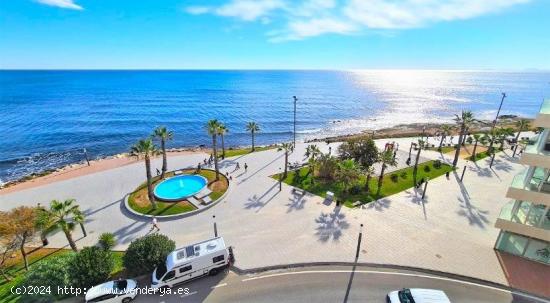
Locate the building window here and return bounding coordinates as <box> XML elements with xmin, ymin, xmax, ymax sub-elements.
<box><xmin>525</xmin><ymin>204</ymin><xmax>546</xmax><ymax>227</ymax></box>
<box><xmin>523</xmin><ymin>240</ymin><xmax>550</xmax><ymax>264</ymax></box>
<box><xmin>179</xmin><ymin>265</ymin><xmax>192</xmax><ymax>273</ymax></box>
<box><xmin>496</xmin><ymin>232</ymin><xmax>528</xmax><ymax>256</ymax></box>
<box><xmin>542</xmin><ymin>208</ymin><xmax>550</xmax><ymax>230</ymax></box>
<box><xmin>212</xmin><ymin>255</ymin><xmax>225</xmax><ymax>263</ymax></box>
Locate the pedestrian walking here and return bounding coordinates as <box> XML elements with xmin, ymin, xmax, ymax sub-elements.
<box><xmin>150</xmin><ymin>216</ymin><xmax>160</xmax><ymax>232</ymax></box>
<box><xmin>236</xmin><ymin>162</ymin><xmax>240</xmax><ymax>170</ymax></box>
<box><xmin>244</xmin><ymin>163</ymin><xmax>248</xmax><ymax>172</ymax></box>
<box><xmin>156</xmin><ymin>168</ymin><xmax>161</xmax><ymax>176</ymax></box>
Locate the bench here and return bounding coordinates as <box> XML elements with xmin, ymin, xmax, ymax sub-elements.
<box><xmin>187</xmin><ymin>196</ymin><xmax>200</xmax><ymax>206</ymax></box>
<box><xmin>326</xmin><ymin>191</ymin><xmax>334</xmax><ymax>201</ymax></box>
<box><xmin>292</xmin><ymin>188</ymin><xmax>305</xmax><ymax>195</ymax></box>
<box><xmin>201</xmin><ymin>196</ymin><xmax>213</xmax><ymax>205</ymax></box>
<box><xmin>352</xmin><ymin>201</ymin><xmax>362</xmax><ymax>207</ymax></box>
<box><xmin>174</xmin><ymin>170</ymin><xmax>184</xmax><ymax>175</ymax></box>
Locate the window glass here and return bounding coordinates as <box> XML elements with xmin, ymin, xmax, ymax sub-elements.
<box><xmin>213</xmin><ymin>255</ymin><xmax>225</xmax><ymax>263</ymax></box>
<box><xmin>514</xmin><ymin>201</ymin><xmax>531</xmax><ymax>224</ymax></box>
<box><xmin>179</xmin><ymin>265</ymin><xmax>192</xmax><ymax>273</ymax></box>
<box><xmin>525</xmin><ymin>204</ymin><xmax>546</xmax><ymax>226</ymax></box>
<box><xmin>542</xmin><ymin>208</ymin><xmax>550</xmax><ymax>230</ymax></box>
<box><xmin>163</xmin><ymin>270</ymin><xmax>175</xmax><ymax>281</ymax></box>
<box><xmin>496</xmin><ymin>232</ymin><xmax>528</xmax><ymax>255</ymax></box>
<box><xmin>524</xmin><ymin>240</ymin><xmax>550</xmax><ymax>264</ymax></box>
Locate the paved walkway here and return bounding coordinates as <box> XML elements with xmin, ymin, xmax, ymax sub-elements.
<box><xmin>1</xmin><ymin>136</ymin><xmax>548</xmax><ymax>296</ymax></box>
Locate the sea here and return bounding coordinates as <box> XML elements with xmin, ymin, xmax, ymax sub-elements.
<box><xmin>1</xmin><ymin>70</ymin><xmax>549</xmax><ymax>184</ymax></box>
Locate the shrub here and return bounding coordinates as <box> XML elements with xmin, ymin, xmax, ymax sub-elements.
<box><xmin>123</xmin><ymin>233</ymin><xmax>175</xmax><ymax>276</ymax></box>
<box><xmin>21</xmin><ymin>253</ymin><xmax>75</xmax><ymax>302</ymax></box>
<box><xmin>390</xmin><ymin>174</ymin><xmax>399</xmax><ymax>182</ymax></box>
<box><xmin>423</xmin><ymin>165</ymin><xmax>431</xmax><ymax>173</ymax></box>
<box><xmin>349</xmin><ymin>184</ymin><xmax>361</xmax><ymax>194</ymax></box>
<box><xmin>400</xmin><ymin>171</ymin><xmax>408</xmax><ymax>179</ymax></box>
<box><xmin>69</xmin><ymin>246</ymin><xmax>115</xmax><ymax>289</ymax></box>
<box><xmin>433</xmin><ymin>160</ymin><xmax>442</xmax><ymax>169</ymax></box>
<box><xmin>98</xmin><ymin>232</ymin><xmax>116</xmax><ymax>250</ymax></box>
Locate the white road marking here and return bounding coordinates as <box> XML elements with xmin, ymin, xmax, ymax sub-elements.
<box><xmin>181</xmin><ymin>291</ymin><xmax>198</xmax><ymax>297</ymax></box>
<box><xmin>211</xmin><ymin>283</ymin><xmax>228</xmax><ymax>289</ymax></box>
<box><xmin>241</xmin><ymin>269</ymin><xmax>548</xmax><ymax>302</ymax></box>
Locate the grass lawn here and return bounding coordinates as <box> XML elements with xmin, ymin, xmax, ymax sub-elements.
<box><xmin>0</xmin><ymin>248</ymin><xmax>125</xmax><ymax>303</ymax></box>
<box><xmin>223</xmin><ymin>145</ymin><xmax>276</xmax><ymax>158</ymax></box>
<box><xmin>275</xmin><ymin>160</ymin><xmax>454</xmax><ymax>207</ymax></box>
<box><xmin>466</xmin><ymin>151</ymin><xmax>491</xmax><ymax>161</ymax></box>
<box><xmin>424</xmin><ymin>146</ymin><xmax>456</xmax><ymax>153</ymax></box>
<box><xmin>128</xmin><ymin>169</ymin><xmax>228</xmax><ymax>216</ymax></box>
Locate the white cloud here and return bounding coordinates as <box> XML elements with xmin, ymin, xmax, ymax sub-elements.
<box><xmin>36</xmin><ymin>0</ymin><xmax>83</xmax><ymax>10</ymax></box>
<box><xmin>215</xmin><ymin>0</ymin><xmax>286</xmax><ymax>21</ymax></box>
<box><xmin>343</xmin><ymin>0</ymin><xmax>531</xmax><ymax>29</ymax></box>
<box><xmin>185</xmin><ymin>0</ymin><xmax>531</xmax><ymax>41</ymax></box>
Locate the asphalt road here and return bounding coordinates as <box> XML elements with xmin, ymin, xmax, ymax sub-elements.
<box><xmin>131</xmin><ymin>266</ymin><xmax>549</xmax><ymax>303</ymax></box>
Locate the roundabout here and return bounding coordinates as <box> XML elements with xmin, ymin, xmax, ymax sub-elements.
<box><xmin>154</xmin><ymin>174</ymin><xmax>208</xmax><ymax>201</ymax></box>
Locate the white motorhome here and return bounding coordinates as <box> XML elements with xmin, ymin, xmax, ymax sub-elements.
<box><xmin>151</xmin><ymin>237</ymin><xmax>233</xmax><ymax>289</ymax></box>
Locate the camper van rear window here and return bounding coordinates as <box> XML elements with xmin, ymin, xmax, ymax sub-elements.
<box><xmin>213</xmin><ymin>255</ymin><xmax>225</xmax><ymax>263</ymax></box>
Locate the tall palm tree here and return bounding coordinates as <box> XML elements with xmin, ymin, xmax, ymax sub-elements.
<box><xmin>364</xmin><ymin>166</ymin><xmax>375</xmax><ymax>193</ymax></box>
<box><xmin>377</xmin><ymin>150</ymin><xmax>398</xmax><ymax>196</ymax></box>
<box><xmin>336</xmin><ymin>159</ymin><xmax>361</xmax><ymax>194</ymax></box>
<box><xmin>498</xmin><ymin>127</ymin><xmax>514</xmax><ymax>150</ymax></box>
<box><xmin>217</xmin><ymin>123</ymin><xmax>228</xmax><ymax>158</ymax></box>
<box><xmin>278</xmin><ymin>142</ymin><xmax>293</xmax><ymax>178</ymax></box>
<box><xmin>206</xmin><ymin>120</ymin><xmax>221</xmax><ymax>181</ymax></box>
<box><xmin>514</xmin><ymin>119</ymin><xmax>531</xmax><ymax>143</ymax></box>
<box><xmin>452</xmin><ymin>111</ymin><xmax>475</xmax><ymax>168</ymax></box>
<box><xmin>305</xmin><ymin>145</ymin><xmax>321</xmax><ymax>174</ymax></box>
<box><xmin>152</xmin><ymin>126</ymin><xmax>173</xmax><ymax>179</ymax></box>
<box><xmin>413</xmin><ymin>139</ymin><xmax>424</xmax><ymax>175</ymax></box>
<box><xmin>470</xmin><ymin>134</ymin><xmax>483</xmax><ymax>161</ymax></box>
<box><xmin>438</xmin><ymin>125</ymin><xmax>452</xmax><ymax>151</ymax></box>
<box><xmin>42</xmin><ymin>199</ymin><xmax>84</xmax><ymax>252</ymax></box>
<box><xmin>130</xmin><ymin>138</ymin><xmax>159</xmax><ymax>209</ymax></box>
<box><xmin>246</xmin><ymin>122</ymin><xmax>260</xmax><ymax>152</ymax></box>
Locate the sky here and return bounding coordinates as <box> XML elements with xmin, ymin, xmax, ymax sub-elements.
<box><xmin>1</xmin><ymin>0</ymin><xmax>549</xmax><ymax>70</ymax></box>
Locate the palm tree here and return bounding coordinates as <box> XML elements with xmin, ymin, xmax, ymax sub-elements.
<box><xmin>152</xmin><ymin>126</ymin><xmax>173</xmax><ymax>179</ymax></box>
<box><xmin>217</xmin><ymin>123</ymin><xmax>228</xmax><ymax>159</ymax></box>
<box><xmin>470</xmin><ymin>134</ymin><xmax>483</xmax><ymax>161</ymax></box>
<box><xmin>336</xmin><ymin>159</ymin><xmax>361</xmax><ymax>194</ymax></box>
<box><xmin>130</xmin><ymin>138</ymin><xmax>159</xmax><ymax>209</ymax></box>
<box><xmin>278</xmin><ymin>142</ymin><xmax>293</xmax><ymax>178</ymax></box>
<box><xmin>364</xmin><ymin>166</ymin><xmax>375</xmax><ymax>193</ymax></box>
<box><xmin>413</xmin><ymin>139</ymin><xmax>424</xmax><ymax>175</ymax></box>
<box><xmin>438</xmin><ymin>125</ymin><xmax>452</xmax><ymax>151</ymax></box>
<box><xmin>42</xmin><ymin>199</ymin><xmax>84</xmax><ymax>252</ymax></box>
<box><xmin>206</xmin><ymin>120</ymin><xmax>221</xmax><ymax>181</ymax></box>
<box><xmin>377</xmin><ymin>150</ymin><xmax>398</xmax><ymax>196</ymax></box>
<box><xmin>498</xmin><ymin>127</ymin><xmax>514</xmax><ymax>150</ymax></box>
<box><xmin>514</xmin><ymin>119</ymin><xmax>530</xmax><ymax>144</ymax></box>
<box><xmin>305</xmin><ymin>145</ymin><xmax>321</xmax><ymax>175</ymax></box>
<box><xmin>452</xmin><ymin>111</ymin><xmax>475</xmax><ymax>168</ymax></box>
<box><xmin>245</xmin><ymin>122</ymin><xmax>260</xmax><ymax>152</ymax></box>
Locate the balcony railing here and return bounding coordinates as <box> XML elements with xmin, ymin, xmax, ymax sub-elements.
<box><xmin>498</xmin><ymin>200</ymin><xmax>515</xmax><ymax>221</ymax></box>
<box><xmin>510</xmin><ymin>171</ymin><xmax>550</xmax><ymax>194</ymax></box>
<box><xmin>540</xmin><ymin>99</ymin><xmax>550</xmax><ymax>115</ymax></box>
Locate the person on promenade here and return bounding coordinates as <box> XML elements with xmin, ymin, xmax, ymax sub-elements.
<box><xmin>156</xmin><ymin>168</ymin><xmax>161</xmax><ymax>176</ymax></box>
<box><xmin>150</xmin><ymin>216</ymin><xmax>160</xmax><ymax>232</ymax></box>
<box><xmin>236</xmin><ymin>162</ymin><xmax>240</xmax><ymax>170</ymax></box>
<box><xmin>244</xmin><ymin>163</ymin><xmax>248</xmax><ymax>172</ymax></box>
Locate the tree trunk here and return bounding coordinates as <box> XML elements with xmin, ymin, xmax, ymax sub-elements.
<box><xmin>376</xmin><ymin>164</ymin><xmax>386</xmax><ymax>195</ymax></box>
<box><xmin>365</xmin><ymin>173</ymin><xmax>371</xmax><ymax>193</ymax></box>
<box><xmin>452</xmin><ymin>124</ymin><xmax>465</xmax><ymax>167</ymax></box>
<box><xmin>20</xmin><ymin>234</ymin><xmax>28</xmax><ymax>271</ymax></box>
<box><xmin>212</xmin><ymin>135</ymin><xmax>220</xmax><ymax>180</ymax></box>
<box><xmin>515</xmin><ymin>130</ymin><xmax>522</xmax><ymax>143</ymax></box>
<box><xmin>472</xmin><ymin>140</ymin><xmax>479</xmax><ymax>161</ymax></box>
<box><xmin>0</xmin><ymin>268</ymin><xmax>12</xmax><ymax>281</ymax></box>
<box><xmin>161</xmin><ymin>140</ymin><xmax>167</xmax><ymax>179</ymax></box>
<box><xmin>414</xmin><ymin>147</ymin><xmax>422</xmax><ymax>175</ymax></box>
<box><xmin>221</xmin><ymin>134</ymin><xmax>226</xmax><ymax>158</ymax></box>
<box><xmin>145</xmin><ymin>156</ymin><xmax>157</xmax><ymax>209</ymax></box>
<box><xmin>64</xmin><ymin>228</ymin><xmax>78</xmax><ymax>252</ymax></box>
<box><xmin>438</xmin><ymin>135</ymin><xmax>445</xmax><ymax>151</ymax></box>
<box><xmin>251</xmin><ymin>131</ymin><xmax>255</xmax><ymax>152</ymax></box>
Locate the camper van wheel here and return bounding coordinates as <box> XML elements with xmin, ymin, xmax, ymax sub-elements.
<box><xmin>122</xmin><ymin>298</ymin><xmax>132</xmax><ymax>303</ymax></box>
<box><xmin>209</xmin><ymin>268</ymin><xmax>219</xmax><ymax>276</ymax></box>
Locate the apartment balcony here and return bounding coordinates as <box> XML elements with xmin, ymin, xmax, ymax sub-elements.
<box><xmin>495</xmin><ymin>201</ymin><xmax>550</xmax><ymax>242</ymax></box>
<box><xmin>506</xmin><ymin>172</ymin><xmax>550</xmax><ymax>206</ymax></box>
<box><xmin>533</xmin><ymin>99</ymin><xmax>550</xmax><ymax>128</ymax></box>
<box><xmin>521</xmin><ymin>131</ymin><xmax>550</xmax><ymax>169</ymax></box>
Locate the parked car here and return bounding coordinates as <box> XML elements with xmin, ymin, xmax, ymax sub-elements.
<box><xmin>386</xmin><ymin>288</ymin><xmax>451</xmax><ymax>303</ymax></box>
<box><xmin>152</xmin><ymin>236</ymin><xmax>234</xmax><ymax>289</ymax></box>
<box><xmin>85</xmin><ymin>279</ymin><xmax>138</xmax><ymax>303</ymax></box>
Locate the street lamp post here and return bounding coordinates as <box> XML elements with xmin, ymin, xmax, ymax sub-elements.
<box><xmin>355</xmin><ymin>223</ymin><xmax>363</xmax><ymax>259</ymax></box>
<box><xmin>293</xmin><ymin>96</ymin><xmax>297</xmax><ymax>147</ymax></box>
<box><xmin>490</xmin><ymin>153</ymin><xmax>496</xmax><ymax>168</ymax></box>
<box><xmin>460</xmin><ymin>163</ymin><xmax>467</xmax><ymax>182</ymax></box>
<box><xmin>488</xmin><ymin>93</ymin><xmax>507</xmax><ymax>153</ymax></box>
<box><xmin>213</xmin><ymin>215</ymin><xmax>218</xmax><ymax>237</ymax></box>
<box><xmin>83</xmin><ymin>148</ymin><xmax>90</xmax><ymax>166</ymax></box>
<box><xmin>407</xmin><ymin>142</ymin><xmax>416</xmax><ymax>165</ymax></box>
<box><xmin>279</xmin><ymin>167</ymin><xmax>282</xmax><ymax>191</ymax></box>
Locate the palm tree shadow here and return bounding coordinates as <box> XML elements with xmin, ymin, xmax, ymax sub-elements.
<box><xmin>456</xmin><ymin>196</ymin><xmax>490</xmax><ymax>229</ymax></box>
<box><xmin>286</xmin><ymin>192</ymin><xmax>308</xmax><ymax>212</ymax></box>
<box><xmin>366</xmin><ymin>198</ymin><xmax>391</xmax><ymax>211</ymax></box>
<box><xmin>314</xmin><ymin>207</ymin><xmax>349</xmax><ymax>242</ymax></box>
<box><xmin>238</xmin><ymin>153</ymin><xmax>284</xmax><ymax>184</ymax></box>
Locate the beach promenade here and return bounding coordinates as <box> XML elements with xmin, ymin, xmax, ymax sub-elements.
<box><xmin>1</xmin><ymin>137</ymin><xmax>548</xmax><ymax>297</ymax></box>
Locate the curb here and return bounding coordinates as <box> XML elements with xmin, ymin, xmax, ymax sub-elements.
<box><xmin>123</xmin><ymin>170</ymin><xmax>232</xmax><ymax>220</ymax></box>
<box><xmin>230</xmin><ymin>262</ymin><xmax>550</xmax><ymax>301</ymax></box>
